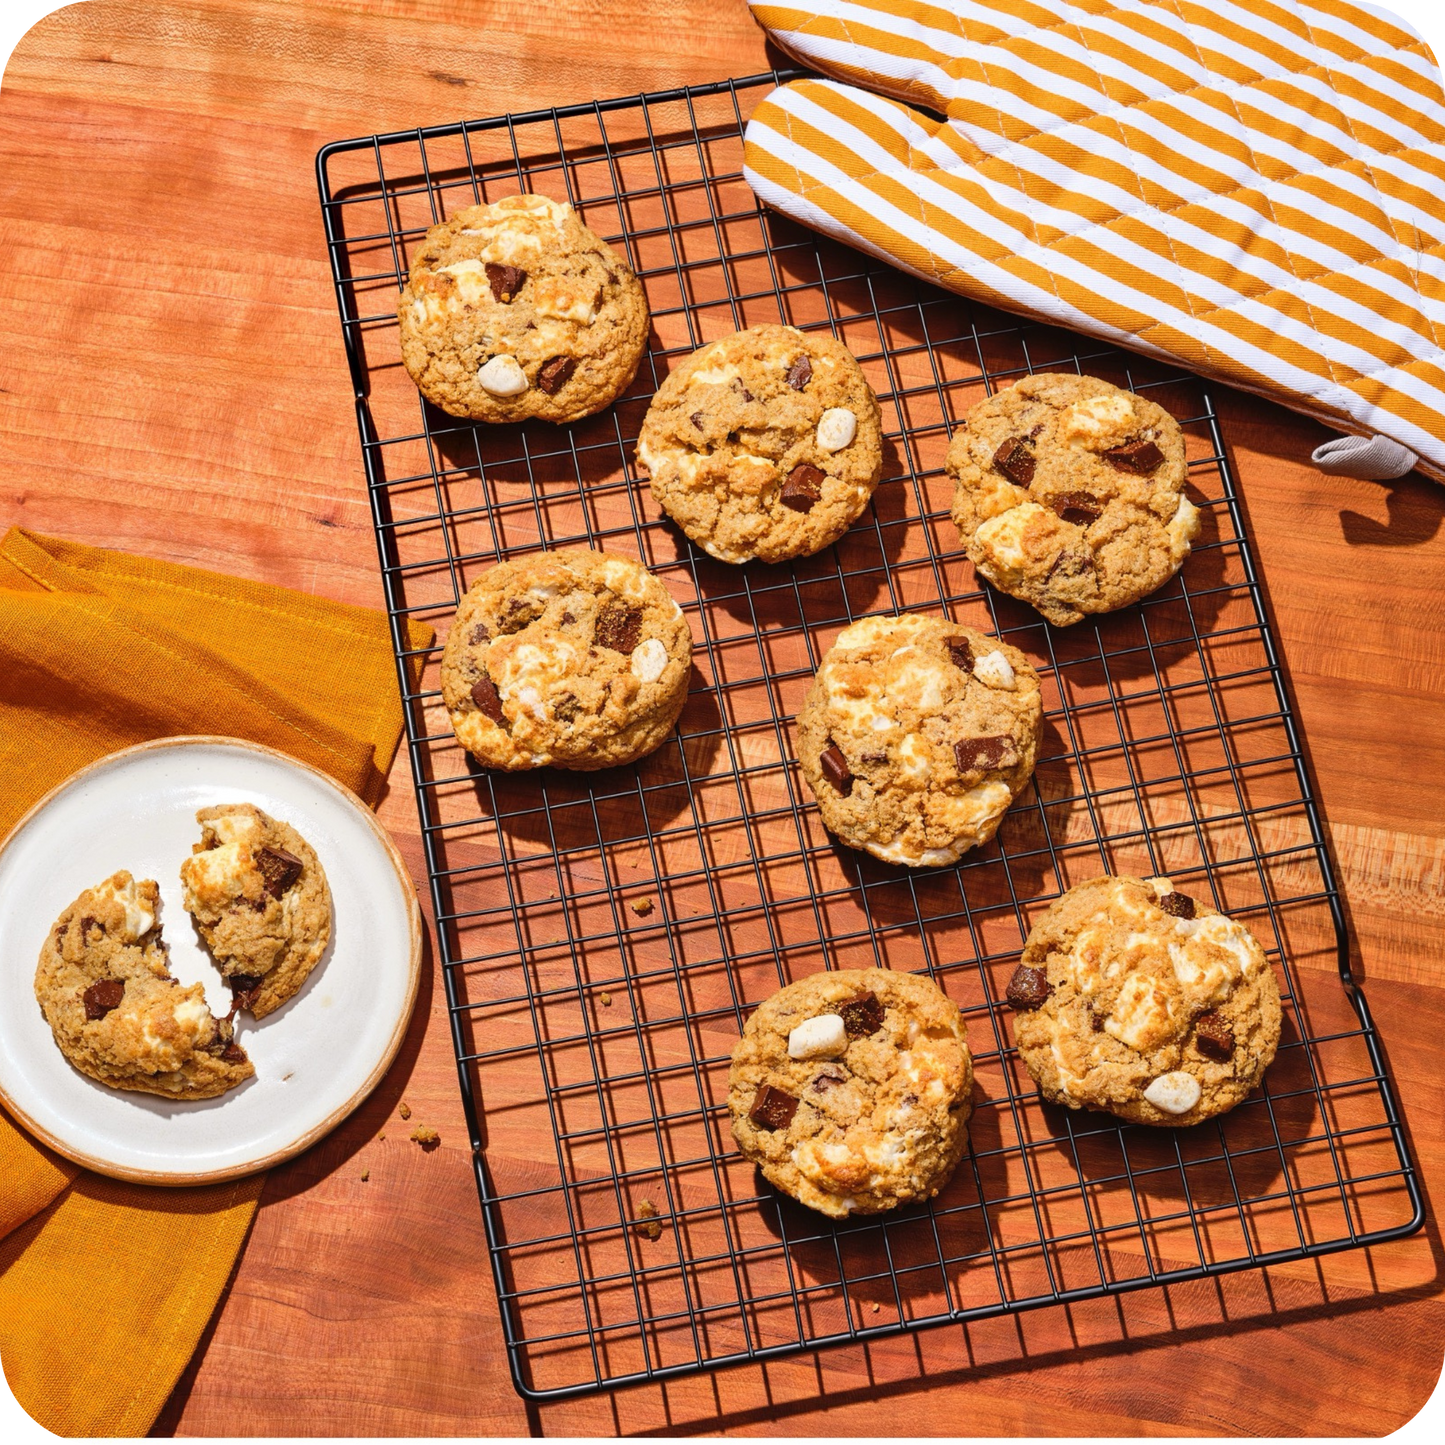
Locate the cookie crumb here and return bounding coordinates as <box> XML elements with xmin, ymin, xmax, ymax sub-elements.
<box><xmin>399</xmin><ymin>1102</ymin><xmax>412</xmax><ymax>1120</ymax></box>
<box><xmin>599</xmin><ymin>991</ymin><xmax>613</xmax><ymax>1007</ymax></box>
<box><xmin>361</xmin><ymin>1170</ymin><xmax>370</xmax><ymax>1182</ymax></box>
<box><xmin>630</xmin><ymin>897</ymin><xmax>654</xmax><ymax>917</ymax></box>
<box><xmin>635</xmin><ymin>1198</ymin><xmax>663</xmax><ymax>1241</ymax></box>
<box><xmin>410</xmin><ymin>1124</ymin><xmax>440</xmax><ymax>1150</ymax></box>
<box><xmin>870</xmin><ymin>1302</ymin><xmax>880</xmax><ymax>1314</ymax></box>
<box><xmin>378</xmin><ymin>1133</ymin><xmax>385</xmax><ymax>1141</ymax></box>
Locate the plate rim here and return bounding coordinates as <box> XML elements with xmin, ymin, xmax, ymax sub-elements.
<box><xmin>0</xmin><ymin>734</ymin><xmax>423</xmax><ymax>1187</ymax></box>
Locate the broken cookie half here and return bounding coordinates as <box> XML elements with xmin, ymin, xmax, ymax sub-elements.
<box><xmin>180</xmin><ymin>803</ymin><xmax>332</xmax><ymax>1019</ymax></box>
<box><xmin>34</xmin><ymin>871</ymin><xmax>252</xmax><ymax>1099</ymax></box>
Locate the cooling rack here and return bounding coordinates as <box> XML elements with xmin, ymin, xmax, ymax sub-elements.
<box><xmin>316</xmin><ymin>69</ymin><xmax>1423</xmax><ymax>1402</ymax></box>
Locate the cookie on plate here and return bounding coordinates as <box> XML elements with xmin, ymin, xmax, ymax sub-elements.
<box><xmin>728</xmin><ymin>968</ymin><xmax>973</xmax><ymax>1218</ymax></box>
<box><xmin>796</xmin><ymin>613</ymin><xmax>1042</xmax><ymax>867</ymax></box>
<box><xmin>180</xmin><ymin>803</ymin><xmax>332</xmax><ymax>1019</ymax></box>
<box><xmin>1008</xmin><ymin>874</ymin><xmax>1281</xmax><ymax>1126</ymax></box>
<box><xmin>636</xmin><ymin>324</ymin><xmax>883</xmax><ymax>563</ymax></box>
<box><xmin>947</xmin><ymin>373</ymin><xmax>1199</xmax><ymax>626</ymax></box>
<box><xmin>397</xmin><ymin>193</ymin><xmax>649</xmax><ymax>424</ymax></box>
<box><xmin>441</xmin><ymin>547</ymin><xmax>692</xmax><ymax>771</ymax></box>
<box><xmin>34</xmin><ymin>871</ymin><xmax>252</xmax><ymax>1099</ymax></box>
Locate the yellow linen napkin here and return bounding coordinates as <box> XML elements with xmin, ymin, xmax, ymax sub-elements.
<box><xmin>0</xmin><ymin>527</ymin><xmax>430</xmax><ymax>1436</ymax></box>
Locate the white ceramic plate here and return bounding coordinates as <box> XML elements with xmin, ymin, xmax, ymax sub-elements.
<box><xmin>0</xmin><ymin>737</ymin><xmax>421</xmax><ymax>1185</ymax></box>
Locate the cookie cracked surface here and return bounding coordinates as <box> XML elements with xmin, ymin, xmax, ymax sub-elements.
<box><xmin>636</xmin><ymin>324</ymin><xmax>883</xmax><ymax>563</ymax></box>
<box><xmin>728</xmin><ymin>968</ymin><xmax>973</xmax><ymax>1218</ymax></box>
<box><xmin>397</xmin><ymin>193</ymin><xmax>650</xmax><ymax>424</ymax></box>
<box><xmin>947</xmin><ymin>373</ymin><xmax>1199</xmax><ymax>626</ymax></box>
<box><xmin>796</xmin><ymin>613</ymin><xmax>1042</xmax><ymax>867</ymax></box>
<box><xmin>180</xmin><ymin>803</ymin><xmax>332</xmax><ymax>1019</ymax></box>
<box><xmin>440</xmin><ymin>547</ymin><xmax>693</xmax><ymax>770</ymax></box>
<box><xmin>34</xmin><ymin>871</ymin><xmax>253</xmax><ymax>1099</ymax></box>
<box><xmin>1010</xmin><ymin>875</ymin><xmax>1281</xmax><ymax>1126</ymax></box>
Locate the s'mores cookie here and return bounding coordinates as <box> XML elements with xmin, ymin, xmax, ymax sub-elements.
<box><xmin>948</xmin><ymin>373</ymin><xmax>1198</xmax><ymax>626</ymax></box>
<box><xmin>180</xmin><ymin>804</ymin><xmax>332</xmax><ymax>1019</ymax></box>
<box><xmin>796</xmin><ymin>613</ymin><xmax>1042</xmax><ymax>867</ymax></box>
<box><xmin>728</xmin><ymin>969</ymin><xmax>973</xmax><ymax>1218</ymax></box>
<box><xmin>1008</xmin><ymin>875</ymin><xmax>1281</xmax><ymax>1126</ymax></box>
<box><xmin>397</xmin><ymin>193</ymin><xmax>650</xmax><ymax>424</ymax></box>
<box><xmin>440</xmin><ymin>548</ymin><xmax>692</xmax><ymax>771</ymax></box>
<box><xmin>35</xmin><ymin>871</ymin><xmax>252</xmax><ymax>1099</ymax></box>
<box><xmin>637</xmin><ymin>325</ymin><xmax>883</xmax><ymax>563</ymax></box>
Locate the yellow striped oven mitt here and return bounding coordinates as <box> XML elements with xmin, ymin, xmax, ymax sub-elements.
<box><xmin>742</xmin><ymin>0</ymin><xmax>1445</xmax><ymax>483</ymax></box>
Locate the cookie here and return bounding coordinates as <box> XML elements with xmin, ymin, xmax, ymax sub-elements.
<box><xmin>636</xmin><ymin>324</ymin><xmax>883</xmax><ymax>563</ymax></box>
<box><xmin>796</xmin><ymin>613</ymin><xmax>1042</xmax><ymax>867</ymax></box>
<box><xmin>397</xmin><ymin>193</ymin><xmax>650</xmax><ymax>424</ymax></box>
<box><xmin>179</xmin><ymin>803</ymin><xmax>333</xmax><ymax>1019</ymax></box>
<box><xmin>1009</xmin><ymin>875</ymin><xmax>1282</xmax><ymax>1126</ymax></box>
<box><xmin>440</xmin><ymin>547</ymin><xmax>692</xmax><ymax>770</ymax></box>
<box><xmin>728</xmin><ymin>968</ymin><xmax>973</xmax><ymax>1217</ymax></box>
<box><xmin>34</xmin><ymin>871</ymin><xmax>252</xmax><ymax>1100</ymax></box>
<box><xmin>947</xmin><ymin>373</ymin><xmax>1199</xmax><ymax>626</ymax></box>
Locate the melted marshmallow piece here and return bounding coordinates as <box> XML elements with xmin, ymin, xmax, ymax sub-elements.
<box><xmin>1167</xmin><ymin>495</ymin><xmax>1201</xmax><ymax>561</ymax></box>
<box><xmin>973</xmin><ymin>650</ymin><xmax>1016</xmax><ymax>690</ymax></box>
<box><xmin>1143</xmin><ymin>1071</ymin><xmax>1201</xmax><ymax>1114</ymax></box>
<box><xmin>92</xmin><ymin>874</ymin><xmax>157</xmax><ymax>941</ymax></box>
<box><xmin>971</xmin><ymin>502</ymin><xmax>1059</xmax><ymax>583</ymax></box>
<box><xmin>630</xmin><ymin>638</ymin><xmax>669</xmax><ymax>684</ymax></box>
<box><xmin>478</xmin><ymin>355</ymin><xmax>528</xmax><ymax>396</ymax></box>
<box><xmin>1063</xmin><ymin>392</ymin><xmax>1136</xmax><ymax>445</ymax></box>
<box><xmin>816</xmin><ymin>407</ymin><xmax>857</xmax><ymax>453</ymax></box>
<box><xmin>180</xmin><ymin>809</ymin><xmax>264</xmax><ymax>912</ymax></box>
<box><xmin>532</xmin><ymin>275</ymin><xmax>599</xmax><ymax>325</ymax></box>
<box><xmin>487</xmin><ymin>631</ymin><xmax>585</xmax><ymax>722</ymax></box>
<box><xmin>787</xmin><ymin>1014</ymin><xmax>847</xmax><ymax>1060</ymax></box>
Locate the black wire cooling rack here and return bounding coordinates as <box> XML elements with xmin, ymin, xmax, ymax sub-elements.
<box><xmin>316</xmin><ymin>69</ymin><xmax>1424</xmax><ymax>1402</ymax></box>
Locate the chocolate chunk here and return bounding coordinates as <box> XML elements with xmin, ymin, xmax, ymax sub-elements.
<box><xmin>553</xmin><ymin>693</ymin><xmax>581</xmax><ymax>722</ymax></box>
<box><xmin>79</xmin><ymin>915</ymin><xmax>100</xmax><ymax>937</ymax></box>
<box><xmin>594</xmin><ymin>601</ymin><xmax>642</xmax><ymax>653</ymax></box>
<box><xmin>470</xmin><ymin>673</ymin><xmax>505</xmax><ymax>723</ymax></box>
<box><xmin>498</xmin><ymin>595</ymin><xmax>544</xmax><ymax>633</ymax></box>
<box><xmin>819</xmin><ymin>744</ymin><xmax>853</xmax><ymax>796</ymax></box>
<box><xmin>1051</xmin><ymin>490</ymin><xmax>1102</xmax><ymax>525</ymax></box>
<box><xmin>947</xmin><ymin>637</ymin><xmax>974</xmax><ymax>673</ymax></box>
<box><xmin>860</xmin><ymin>750</ymin><xmax>888</xmax><ymax>765</ymax></box>
<box><xmin>735</xmin><ymin>380</ymin><xmax>755</xmax><ymax>403</ymax></box>
<box><xmin>469</xmin><ymin>621</ymin><xmax>491</xmax><ymax>646</ymax></box>
<box><xmin>1194</xmin><ymin>1010</ymin><xmax>1235</xmax><ymax>1061</ymax></box>
<box><xmin>256</xmin><ymin>845</ymin><xmax>304</xmax><ymax>899</ymax></box>
<box><xmin>1158</xmin><ymin>891</ymin><xmax>1197</xmax><ymax>920</ymax></box>
<box><xmin>993</xmin><ymin>436</ymin><xmax>1036</xmax><ymax>486</ymax></box>
<box><xmin>1005</xmin><ymin>964</ymin><xmax>1052</xmax><ymax>1011</ymax></box>
<box><xmin>221</xmin><ymin>1040</ymin><xmax>248</xmax><ymax>1064</ymax></box>
<box><xmin>560</xmin><ymin>611</ymin><xmax>575</xmax><ymax>626</ymax></box>
<box><xmin>484</xmin><ymin>262</ymin><xmax>526</xmax><ymax>303</ymax></box>
<box><xmin>536</xmin><ymin>356</ymin><xmax>576</xmax><ymax>395</ymax></box>
<box><xmin>838</xmin><ymin>991</ymin><xmax>885</xmax><ymax>1039</ymax></box>
<box><xmin>82</xmin><ymin>978</ymin><xmax>125</xmax><ymax>1020</ymax></box>
<box><xmin>229</xmin><ymin>973</ymin><xmax>265</xmax><ymax>1012</ymax></box>
<box><xmin>689</xmin><ymin>410</ymin><xmax>705</xmax><ymax>430</ymax></box>
<box><xmin>747</xmin><ymin>1084</ymin><xmax>798</xmax><ymax>1130</ymax></box>
<box><xmin>786</xmin><ymin>354</ymin><xmax>813</xmax><ymax>390</ymax></box>
<box><xmin>810</xmin><ymin>1069</ymin><xmax>846</xmax><ymax>1093</ymax></box>
<box><xmin>1104</xmin><ymin>437</ymin><xmax>1164</xmax><ymax>474</ymax></box>
<box><xmin>780</xmin><ymin>462</ymin><xmax>825</xmax><ymax>512</ymax></box>
<box><xmin>954</xmin><ymin>734</ymin><xmax>1020</xmax><ymax>772</ymax></box>
<box><xmin>1047</xmin><ymin>548</ymin><xmax>1091</xmax><ymax>581</ymax></box>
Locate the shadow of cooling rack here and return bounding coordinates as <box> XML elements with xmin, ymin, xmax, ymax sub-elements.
<box><xmin>315</xmin><ymin>69</ymin><xmax>1423</xmax><ymax>1402</ymax></box>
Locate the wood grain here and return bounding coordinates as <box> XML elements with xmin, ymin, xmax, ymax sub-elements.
<box><xmin>2</xmin><ymin>1</ymin><xmax>1443</xmax><ymax>1436</ymax></box>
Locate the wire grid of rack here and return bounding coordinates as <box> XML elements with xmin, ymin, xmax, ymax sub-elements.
<box><xmin>316</xmin><ymin>70</ymin><xmax>1423</xmax><ymax>1402</ymax></box>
